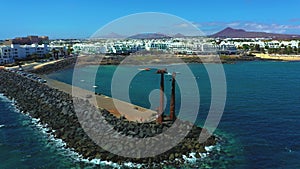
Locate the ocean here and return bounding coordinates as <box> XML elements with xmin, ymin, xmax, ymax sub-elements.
<box><xmin>1</xmin><ymin>61</ymin><xmax>300</xmax><ymax>168</ymax></box>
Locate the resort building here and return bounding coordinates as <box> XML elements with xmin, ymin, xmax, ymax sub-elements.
<box><xmin>0</xmin><ymin>46</ymin><xmax>14</xmax><ymax>64</ymax></box>
<box><xmin>0</xmin><ymin>44</ymin><xmax>50</xmax><ymax>64</ymax></box>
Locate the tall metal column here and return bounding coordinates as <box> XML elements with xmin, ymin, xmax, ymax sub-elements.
<box><xmin>156</xmin><ymin>69</ymin><xmax>167</xmax><ymax>124</ymax></box>
<box><xmin>170</xmin><ymin>72</ymin><xmax>176</xmax><ymax>121</ymax></box>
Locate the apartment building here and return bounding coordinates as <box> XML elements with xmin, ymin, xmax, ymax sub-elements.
<box><xmin>0</xmin><ymin>44</ymin><xmax>50</xmax><ymax>64</ymax></box>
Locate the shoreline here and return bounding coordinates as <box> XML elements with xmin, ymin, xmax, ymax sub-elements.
<box><xmin>254</xmin><ymin>53</ymin><xmax>300</xmax><ymax>61</ymax></box>
<box><xmin>20</xmin><ymin>54</ymin><xmax>245</xmax><ymax>75</ymax></box>
<box><xmin>0</xmin><ymin>68</ymin><xmax>218</xmax><ymax>168</ymax></box>
<box><xmin>9</xmin><ymin>53</ymin><xmax>297</xmax><ymax>75</ymax></box>
<box><xmin>4</xmin><ymin>53</ymin><xmax>299</xmax><ymax>74</ymax></box>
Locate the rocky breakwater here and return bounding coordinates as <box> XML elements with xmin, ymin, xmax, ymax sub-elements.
<box><xmin>0</xmin><ymin>69</ymin><xmax>217</xmax><ymax>168</ymax></box>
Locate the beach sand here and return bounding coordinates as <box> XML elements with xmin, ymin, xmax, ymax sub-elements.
<box><xmin>43</xmin><ymin>76</ymin><xmax>157</xmax><ymax>122</ymax></box>
<box><xmin>33</xmin><ymin>59</ymin><xmax>63</xmax><ymax>69</ymax></box>
<box><xmin>255</xmin><ymin>53</ymin><xmax>300</xmax><ymax>61</ymax></box>
<box><xmin>4</xmin><ymin>59</ymin><xmax>64</xmax><ymax>71</ymax></box>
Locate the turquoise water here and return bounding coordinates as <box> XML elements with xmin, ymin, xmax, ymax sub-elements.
<box><xmin>1</xmin><ymin>61</ymin><xmax>300</xmax><ymax>168</ymax></box>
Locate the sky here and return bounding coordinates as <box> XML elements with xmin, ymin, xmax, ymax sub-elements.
<box><xmin>1</xmin><ymin>0</ymin><xmax>300</xmax><ymax>39</ymax></box>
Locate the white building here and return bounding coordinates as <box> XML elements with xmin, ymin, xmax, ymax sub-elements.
<box><xmin>0</xmin><ymin>46</ymin><xmax>14</xmax><ymax>64</ymax></box>
<box><xmin>0</xmin><ymin>44</ymin><xmax>50</xmax><ymax>64</ymax></box>
<box><xmin>266</xmin><ymin>40</ymin><xmax>280</xmax><ymax>48</ymax></box>
<box><xmin>73</xmin><ymin>43</ymin><xmax>107</xmax><ymax>54</ymax></box>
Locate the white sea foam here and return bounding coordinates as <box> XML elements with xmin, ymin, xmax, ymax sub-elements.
<box><xmin>123</xmin><ymin>162</ymin><xmax>143</xmax><ymax>168</ymax></box>
<box><xmin>0</xmin><ymin>93</ymin><xmax>5</xmax><ymax>99</ymax></box>
<box><xmin>205</xmin><ymin>145</ymin><xmax>215</xmax><ymax>152</ymax></box>
<box><xmin>182</xmin><ymin>152</ymin><xmax>197</xmax><ymax>163</ymax></box>
<box><xmin>29</xmin><ymin>116</ymin><xmax>144</xmax><ymax>169</ymax></box>
<box><xmin>84</xmin><ymin>157</ymin><xmax>144</xmax><ymax>168</ymax></box>
<box><xmin>181</xmin><ymin>145</ymin><xmax>219</xmax><ymax>164</ymax></box>
<box><xmin>199</xmin><ymin>153</ymin><xmax>207</xmax><ymax>158</ymax></box>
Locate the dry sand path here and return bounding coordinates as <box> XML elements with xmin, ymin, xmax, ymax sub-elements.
<box><xmin>43</xmin><ymin>76</ymin><xmax>157</xmax><ymax>122</ymax></box>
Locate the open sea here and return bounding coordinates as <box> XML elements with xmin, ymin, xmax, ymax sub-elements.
<box><xmin>1</xmin><ymin>61</ymin><xmax>300</xmax><ymax>169</ymax></box>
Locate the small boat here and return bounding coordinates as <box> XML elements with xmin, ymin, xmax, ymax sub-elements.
<box><xmin>92</xmin><ymin>85</ymin><xmax>98</xmax><ymax>88</ymax></box>
<box><xmin>138</xmin><ymin>68</ymin><xmax>151</xmax><ymax>71</ymax></box>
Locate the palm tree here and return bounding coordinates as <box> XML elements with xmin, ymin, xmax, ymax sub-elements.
<box><xmin>51</xmin><ymin>48</ymin><xmax>59</xmax><ymax>60</ymax></box>
<box><xmin>67</xmin><ymin>45</ymin><xmax>73</xmax><ymax>56</ymax></box>
<box><xmin>60</xmin><ymin>48</ymin><xmax>65</xmax><ymax>57</ymax></box>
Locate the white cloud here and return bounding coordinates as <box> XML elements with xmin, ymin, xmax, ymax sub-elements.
<box><xmin>226</xmin><ymin>22</ymin><xmax>240</xmax><ymax>27</ymax></box>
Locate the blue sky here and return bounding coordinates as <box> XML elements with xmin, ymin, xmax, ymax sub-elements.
<box><xmin>1</xmin><ymin>0</ymin><xmax>300</xmax><ymax>39</ymax></box>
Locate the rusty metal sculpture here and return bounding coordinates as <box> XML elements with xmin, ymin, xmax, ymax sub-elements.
<box><xmin>156</xmin><ymin>69</ymin><xmax>167</xmax><ymax>124</ymax></box>
<box><xmin>170</xmin><ymin>72</ymin><xmax>176</xmax><ymax>121</ymax></box>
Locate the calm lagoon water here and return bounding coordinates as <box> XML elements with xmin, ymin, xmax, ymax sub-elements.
<box><xmin>1</xmin><ymin>61</ymin><xmax>300</xmax><ymax>168</ymax></box>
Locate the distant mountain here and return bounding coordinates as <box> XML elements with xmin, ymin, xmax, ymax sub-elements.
<box><xmin>210</xmin><ymin>27</ymin><xmax>300</xmax><ymax>40</ymax></box>
<box><xmin>95</xmin><ymin>32</ymin><xmax>193</xmax><ymax>39</ymax></box>
<box><xmin>96</xmin><ymin>32</ymin><xmax>125</xmax><ymax>39</ymax></box>
<box><xmin>128</xmin><ymin>33</ymin><xmax>171</xmax><ymax>39</ymax></box>
<box><xmin>173</xmin><ymin>33</ymin><xmax>186</xmax><ymax>38</ymax></box>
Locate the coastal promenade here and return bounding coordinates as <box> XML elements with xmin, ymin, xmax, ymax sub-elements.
<box><xmin>43</xmin><ymin>76</ymin><xmax>157</xmax><ymax>122</ymax></box>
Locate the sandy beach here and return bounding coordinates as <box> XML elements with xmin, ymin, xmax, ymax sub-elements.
<box><xmin>33</xmin><ymin>59</ymin><xmax>63</xmax><ymax>69</ymax></box>
<box><xmin>4</xmin><ymin>59</ymin><xmax>63</xmax><ymax>71</ymax></box>
<box><xmin>255</xmin><ymin>53</ymin><xmax>300</xmax><ymax>61</ymax></box>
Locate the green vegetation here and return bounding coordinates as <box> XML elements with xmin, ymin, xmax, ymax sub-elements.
<box><xmin>268</xmin><ymin>46</ymin><xmax>299</xmax><ymax>55</ymax></box>
<box><xmin>67</xmin><ymin>45</ymin><xmax>73</xmax><ymax>55</ymax></box>
<box><xmin>241</xmin><ymin>43</ymin><xmax>299</xmax><ymax>55</ymax></box>
<box><xmin>15</xmin><ymin>53</ymin><xmax>52</xmax><ymax>62</ymax></box>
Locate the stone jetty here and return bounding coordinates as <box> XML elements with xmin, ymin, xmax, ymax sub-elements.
<box><xmin>0</xmin><ymin>68</ymin><xmax>217</xmax><ymax>168</ymax></box>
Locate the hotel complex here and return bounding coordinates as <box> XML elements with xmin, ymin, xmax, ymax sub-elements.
<box><xmin>1</xmin><ymin>35</ymin><xmax>300</xmax><ymax>65</ymax></box>
<box><xmin>0</xmin><ymin>36</ymin><xmax>67</xmax><ymax>64</ymax></box>
<box><xmin>0</xmin><ymin>36</ymin><xmax>50</xmax><ymax>64</ymax></box>
<box><xmin>0</xmin><ymin>44</ymin><xmax>50</xmax><ymax>64</ymax></box>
